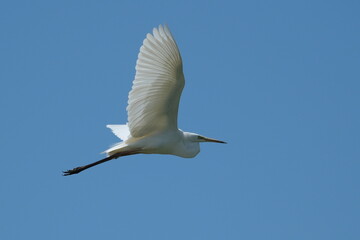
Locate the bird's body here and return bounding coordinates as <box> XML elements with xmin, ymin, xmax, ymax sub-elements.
<box><xmin>63</xmin><ymin>25</ymin><xmax>225</xmax><ymax>176</ymax></box>
<box><xmin>106</xmin><ymin>126</ymin><xmax>200</xmax><ymax>158</ymax></box>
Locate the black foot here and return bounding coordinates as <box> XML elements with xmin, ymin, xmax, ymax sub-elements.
<box><xmin>63</xmin><ymin>167</ymin><xmax>84</xmax><ymax>176</ymax></box>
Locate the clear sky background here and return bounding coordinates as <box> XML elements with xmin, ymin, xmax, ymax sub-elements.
<box><xmin>1</xmin><ymin>0</ymin><xmax>359</xmax><ymax>239</ymax></box>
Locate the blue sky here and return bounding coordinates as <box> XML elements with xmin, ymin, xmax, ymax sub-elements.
<box><xmin>1</xmin><ymin>0</ymin><xmax>359</xmax><ymax>239</ymax></box>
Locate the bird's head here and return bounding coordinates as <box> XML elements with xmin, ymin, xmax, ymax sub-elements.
<box><xmin>185</xmin><ymin>132</ymin><xmax>226</xmax><ymax>144</ymax></box>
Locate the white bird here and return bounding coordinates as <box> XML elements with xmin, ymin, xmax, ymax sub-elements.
<box><xmin>63</xmin><ymin>25</ymin><xmax>225</xmax><ymax>176</ymax></box>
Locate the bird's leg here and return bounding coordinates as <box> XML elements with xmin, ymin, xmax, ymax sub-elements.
<box><xmin>63</xmin><ymin>156</ymin><xmax>113</xmax><ymax>176</ymax></box>
<box><xmin>63</xmin><ymin>150</ymin><xmax>139</xmax><ymax>176</ymax></box>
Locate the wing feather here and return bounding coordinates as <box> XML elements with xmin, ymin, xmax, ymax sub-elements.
<box><xmin>127</xmin><ymin>25</ymin><xmax>184</xmax><ymax>138</ymax></box>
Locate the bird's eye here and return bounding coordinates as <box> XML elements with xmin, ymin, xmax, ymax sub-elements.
<box><xmin>197</xmin><ymin>136</ymin><xmax>203</xmax><ymax>140</ymax></box>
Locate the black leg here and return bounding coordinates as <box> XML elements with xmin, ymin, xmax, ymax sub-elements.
<box><xmin>63</xmin><ymin>150</ymin><xmax>139</xmax><ymax>176</ymax></box>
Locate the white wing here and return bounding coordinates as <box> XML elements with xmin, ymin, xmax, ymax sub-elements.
<box><xmin>127</xmin><ymin>25</ymin><xmax>184</xmax><ymax>138</ymax></box>
<box><xmin>106</xmin><ymin>124</ymin><xmax>130</xmax><ymax>141</ymax></box>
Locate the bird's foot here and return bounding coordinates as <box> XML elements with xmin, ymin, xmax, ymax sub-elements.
<box><xmin>63</xmin><ymin>167</ymin><xmax>84</xmax><ymax>176</ymax></box>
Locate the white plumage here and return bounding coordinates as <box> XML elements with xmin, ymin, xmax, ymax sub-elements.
<box><xmin>63</xmin><ymin>25</ymin><xmax>225</xmax><ymax>176</ymax></box>
<box><xmin>127</xmin><ymin>25</ymin><xmax>184</xmax><ymax>138</ymax></box>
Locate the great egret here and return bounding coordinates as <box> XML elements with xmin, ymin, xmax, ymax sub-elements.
<box><xmin>63</xmin><ymin>25</ymin><xmax>226</xmax><ymax>176</ymax></box>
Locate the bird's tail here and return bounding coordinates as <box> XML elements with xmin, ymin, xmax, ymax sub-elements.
<box><xmin>104</xmin><ymin>124</ymin><xmax>131</xmax><ymax>156</ymax></box>
<box><xmin>103</xmin><ymin>142</ymin><xmax>128</xmax><ymax>156</ymax></box>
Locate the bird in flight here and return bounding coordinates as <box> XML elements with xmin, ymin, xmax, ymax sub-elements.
<box><xmin>63</xmin><ymin>25</ymin><xmax>226</xmax><ymax>176</ymax></box>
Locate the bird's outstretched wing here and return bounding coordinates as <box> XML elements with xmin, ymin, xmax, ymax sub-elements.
<box><xmin>127</xmin><ymin>25</ymin><xmax>185</xmax><ymax>138</ymax></box>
